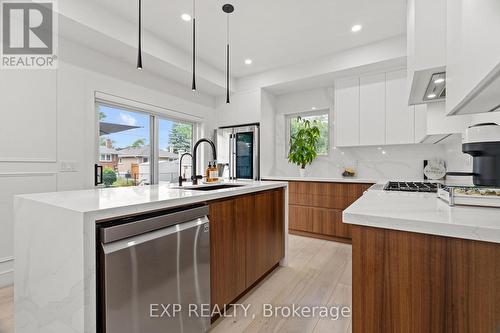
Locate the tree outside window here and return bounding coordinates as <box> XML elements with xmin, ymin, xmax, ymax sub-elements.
<box><xmin>288</xmin><ymin>111</ymin><xmax>329</xmax><ymax>155</ymax></box>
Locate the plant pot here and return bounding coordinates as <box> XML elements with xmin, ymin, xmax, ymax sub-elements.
<box><xmin>299</xmin><ymin>168</ymin><xmax>306</xmax><ymax>178</ymax></box>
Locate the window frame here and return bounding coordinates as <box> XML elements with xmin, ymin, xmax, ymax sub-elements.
<box><xmin>95</xmin><ymin>94</ymin><xmax>200</xmax><ymax>187</ymax></box>
<box><xmin>285</xmin><ymin>109</ymin><xmax>330</xmax><ymax>157</ymax></box>
<box><xmin>157</xmin><ymin>116</ymin><xmax>194</xmax><ymax>183</ymax></box>
<box><xmin>99</xmin><ymin>154</ymin><xmax>112</xmax><ymax>162</ymax></box>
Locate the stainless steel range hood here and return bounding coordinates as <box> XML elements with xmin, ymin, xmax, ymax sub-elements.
<box><xmin>408</xmin><ymin>66</ymin><xmax>446</xmax><ymax>105</ymax></box>
<box><xmin>423</xmin><ymin>72</ymin><xmax>446</xmax><ymax>101</ymax></box>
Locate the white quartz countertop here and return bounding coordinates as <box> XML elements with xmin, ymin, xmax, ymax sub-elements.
<box><xmin>263</xmin><ymin>175</ymin><xmax>376</xmax><ymax>184</ymax></box>
<box><xmin>343</xmin><ymin>188</ymin><xmax>500</xmax><ymax>244</ymax></box>
<box><xmin>15</xmin><ymin>180</ymin><xmax>287</xmax><ymax>217</ymax></box>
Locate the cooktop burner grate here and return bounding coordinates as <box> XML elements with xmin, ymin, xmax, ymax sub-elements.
<box><xmin>384</xmin><ymin>181</ymin><xmax>439</xmax><ymax>193</ymax></box>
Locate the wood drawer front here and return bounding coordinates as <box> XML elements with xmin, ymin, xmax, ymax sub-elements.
<box><xmin>289</xmin><ymin>181</ymin><xmax>372</xmax><ymax>210</ymax></box>
<box><xmin>289</xmin><ymin>205</ymin><xmax>350</xmax><ymax>239</ymax></box>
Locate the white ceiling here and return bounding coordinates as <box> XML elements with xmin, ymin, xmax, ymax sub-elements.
<box><xmin>90</xmin><ymin>0</ymin><xmax>407</xmax><ymax>78</ymax></box>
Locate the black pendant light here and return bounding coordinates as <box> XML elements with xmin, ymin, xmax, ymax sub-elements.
<box><xmin>191</xmin><ymin>0</ymin><xmax>197</xmax><ymax>90</ymax></box>
<box><xmin>137</xmin><ymin>0</ymin><xmax>143</xmax><ymax>69</ymax></box>
<box><xmin>222</xmin><ymin>4</ymin><xmax>234</xmax><ymax>104</ymax></box>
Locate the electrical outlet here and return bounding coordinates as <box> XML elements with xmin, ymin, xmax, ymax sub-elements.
<box><xmin>59</xmin><ymin>160</ymin><xmax>79</xmax><ymax>172</ymax></box>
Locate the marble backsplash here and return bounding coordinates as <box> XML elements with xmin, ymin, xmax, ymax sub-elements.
<box><xmin>270</xmin><ymin>134</ymin><xmax>470</xmax><ymax>182</ymax></box>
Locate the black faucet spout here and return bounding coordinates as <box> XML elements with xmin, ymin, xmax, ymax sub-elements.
<box><xmin>192</xmin><ymin>138</ymin><xmax>217</xmax><ymax>185</ymax></box>
<box><xmin>178</xmin><ymin>152</ymin><xmax>192</xmax><ymax>186</ymax></box>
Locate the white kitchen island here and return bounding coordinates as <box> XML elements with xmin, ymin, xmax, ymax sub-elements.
<box><xmin>13</xmin><ymin>180</ymin><xmax>288</xmax><ymax>333</ymax></box>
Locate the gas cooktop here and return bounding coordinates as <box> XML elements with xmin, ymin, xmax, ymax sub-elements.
<box><xmin>384</xmin><ymin>181</ymin><xmax>439</xmax><ymax>193</ymax></box>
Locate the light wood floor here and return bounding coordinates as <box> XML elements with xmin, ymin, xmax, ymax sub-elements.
<box><xmin>0</xmin><ymin>285</ymin><xmax>13</xmax><ymax>333</ymax></box>
<box><xmin>0</xmin><ymin>235</ymin><xmax>352</xmax><ymax>333</ymax></box>
<box><xmin>210</xmin><ymin>235</ymin><xmax>352</xmax><ymax>333</ymax></box>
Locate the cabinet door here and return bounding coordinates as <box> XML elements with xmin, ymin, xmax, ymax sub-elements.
<box><xmin>246</xmin><ymin>191</ymin><xmax>279</xmax><ymax>286</ymax></box>
<box><xmin>335</xmin><ymin>78</ymin><xmax>360</xmax><ymax>146</ymax></box>
<box><xmin>386</xmin><ymin>70</ymin><xmax>415</xmax><ymax>145</ymax></box>
<box><xmin>210</xmin><ymin>199</ymin><xmax>246</xmax><ymax>308</ymax></box>
<box><xmin>360</xmin><ymin>73</ymin><xmax>386</xmax><ymax>145</ymax></box>
<box><xmin>289</xmin><ymin>205</ymin><xmax>311</xmax><ymax>232</ymax></box>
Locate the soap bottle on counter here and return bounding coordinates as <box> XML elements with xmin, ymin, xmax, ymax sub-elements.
<box><xmin>205</xmin><ymin>162</ymin><xmax>212</xmax><ymax>183</ymax></box>
<box><xmin>210</xmin><ymin>163</ymin><xmax>219</xmax><ymax>183</ymax></box>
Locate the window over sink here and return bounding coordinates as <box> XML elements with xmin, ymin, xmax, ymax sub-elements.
<box><xmin>96</xmin><ymin>98</ymin><xmax>196</xmax><ymax>188</ymax></box>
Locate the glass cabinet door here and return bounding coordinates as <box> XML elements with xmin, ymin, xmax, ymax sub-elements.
<box><xmin>235</xmin><ymin>132</ymin><xmax>254</xmax><ymax>179</ymax></box>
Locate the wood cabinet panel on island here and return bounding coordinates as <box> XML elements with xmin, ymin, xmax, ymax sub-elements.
<box><xmin>288</xmin><ymin>181</ymin><xmax>372</xmax><ymax>242</ymax></box>
<box><xmin>209</xmin><ymin>199</ymin><xmax>246</xmax><ymax>309</ymax></box>
<box><xmin>352</xmin><ymin>225</ymin><xmax>500</xmax><ymax>333</ymax></box>
<box><xmin>209</xmin><ymin>188</ymin><xmax>285</xmax><ymax>310</ymax></box>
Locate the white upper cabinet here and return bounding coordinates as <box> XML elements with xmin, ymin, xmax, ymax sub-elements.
<box><xmin>334</xmin><ymin>78</ymin><xmax>360</xmax><ymax>147</ymax></box>
<box><xmin>446</xmin><ymin>0</ymin><xmax>500</xmax><ymax>115</ymax></box>
<box><xmin>360</xmin><ymin>73</ymin><xmax>386</xmax><ymax>146</ymax></box>
<box><xmin>386</xmin><ymin>70</ymin><xmax>415</xmax><ymax>145</ymax></box>
<box><xmin>335</xmin><ymin>70</ymin><xmax>425</xmax><ymax>147</ymax></box>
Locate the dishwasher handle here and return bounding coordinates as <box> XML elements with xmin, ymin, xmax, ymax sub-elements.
<box><xmin>102</xmin><ymin>216</ymin><xmax>209</xmax><ymax>254</ymax></box>
<box><xmin>100</xmin><ymin>205</ymin><xmax>209</xmax><ymax>243</ymax></box>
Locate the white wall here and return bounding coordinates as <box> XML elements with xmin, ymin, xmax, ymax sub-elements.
<box><xmin>260</xmin><ymin>90</ymin><xmax>277</xmax><ymax>176</ymax></box>
<box><xmin>0</xmin><ymin>40</ymin><xmax>216</xmax><ymax>287</ymax></box>
<box><xmin>215</xmin><ymin>89</ymin><xmax>261</xmax><ymax>127</ymax></box>
<box><xmin>270</xmin><ymin>87</ymin><xmax>448</xmax><ymax>180</ymax></box>
<box><xmin>236</xmin><ymin>36</ymin><xmax>406</xmax><ymax>92</ymax></box>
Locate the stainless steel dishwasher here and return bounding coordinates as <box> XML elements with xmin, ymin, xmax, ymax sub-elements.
<box><xmin>97</xmin><ymin>205</ymin><xmax>210</xmax><ymax>333</ymax></box>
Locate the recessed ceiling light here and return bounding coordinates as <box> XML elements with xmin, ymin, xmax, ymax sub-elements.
<box><xmin>244</xmin><ymin>59</ymin><xmax>253</xmax><ymax>65</ymax></box>
<box><xmin>427</xmin><ymin>93</ymin><xmax>437</xmax><ymax>99</ymax></box>
<box><xmin>181</xmin><ymin>13</ymin><xmax>192</xmax><ymax>21</ymax></box>
<box><xmin>351</xmin><ymin>24</ymin><xmax>362</xmax><ymax>32</ymax></box>
<box><xmin>434</xmin><ymin>78</ymin><xmax>445</xmax><ymax>84</ymax></box>
<box><xmin>312</xmin><ymin>106</ymin><xmax>317</xmax><ymax>110</ymax></box>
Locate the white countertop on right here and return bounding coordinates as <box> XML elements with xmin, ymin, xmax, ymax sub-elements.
<box><xmin>343</xmin><ymin>189</ymin><xmax>500</xmax><ymax>244</ymax></box>
<box><xmin>263</xmin><ymin>175</ymin><xmax>377</xmax><ymax>184</ymax></box>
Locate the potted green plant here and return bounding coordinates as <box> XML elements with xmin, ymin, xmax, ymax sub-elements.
<box><xmin>288</xmin><ymin>118</ymin><xmax>321</xmax><ymax>177</ymax></box>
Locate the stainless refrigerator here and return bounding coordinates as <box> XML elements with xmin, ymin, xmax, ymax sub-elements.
<box><xmin>215</xmin><ymin>124</ymin><xmax>260</xmax><ymax>180</ymax></box>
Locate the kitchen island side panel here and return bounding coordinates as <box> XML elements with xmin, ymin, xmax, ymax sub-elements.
<box><xmin>14</xmin><ymin>197</ymin><xmax>88</xmax><ymax>333</ymax></box>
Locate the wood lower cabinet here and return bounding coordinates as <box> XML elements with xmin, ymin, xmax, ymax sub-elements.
<box><xmin>209</xmin><ymin>199</ymin><xmax>246</xmax><ymax>309</ymax></box>
<box><xmin>209</xmin><ymin>188</ymin><xmax>285</xmax><ymax>310</ymax></box>
<box><xmin>352</xmin><ymin>226</ymin><xmax>500</xmax><ymax>333</ymax></box>
<box><xmin>288</xmin><ymin>181</ymin><xmax>372</xmax><ymax>241</ymax></box>
<box><xmin>246</xmin><ymin>190</ymin><xmax>285</xmax><ymax>286</ymax></box>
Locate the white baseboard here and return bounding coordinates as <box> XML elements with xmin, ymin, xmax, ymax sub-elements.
<box><xmin>0</xmin><ymin>257</ymin><xmax>14</xmax><ymax>288</ymax></box>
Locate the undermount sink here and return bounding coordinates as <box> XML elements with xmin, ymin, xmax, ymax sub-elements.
<box><xmin>179</xmin><ymin>184</ymin><xmax>247</xmax><ymax>191</ymax></box>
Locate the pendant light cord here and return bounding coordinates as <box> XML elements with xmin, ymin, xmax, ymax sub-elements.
<box><xmin>137</xmin><ymin>0</ymin><xmax>142</xmax><ymax>69</ymax></box>
<box><xmin>191</xmin><ymin>0</ymin><xmax>196</xmax><ymax>90</ymax></box>
<box><xmin>226</xmin><ymin>13</ymin><xmax>230</xmax><ymax>103</ymax></box>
